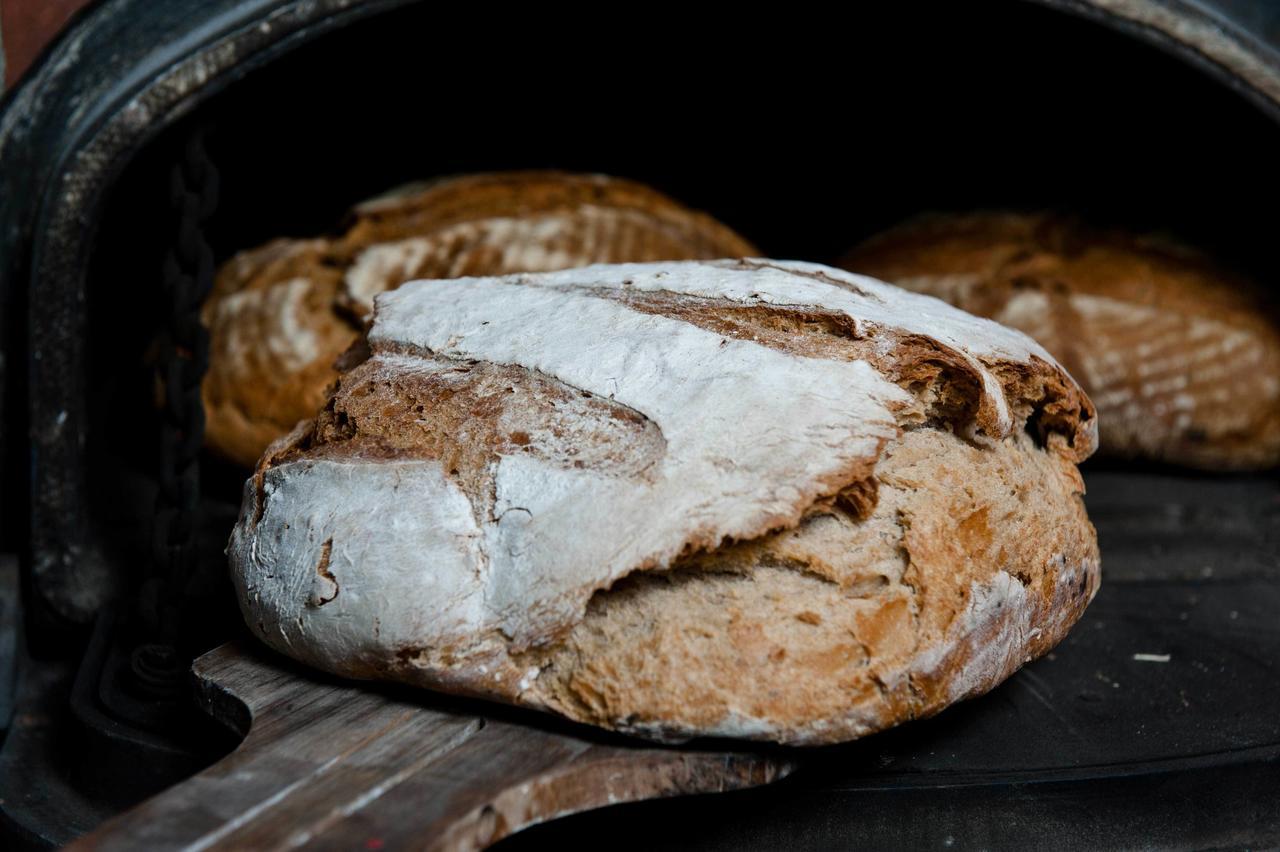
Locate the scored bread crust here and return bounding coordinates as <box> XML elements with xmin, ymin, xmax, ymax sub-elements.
<box><xmin>842</xmin><ymin>212</ymin><xmax>1280</xmax><ymax>470</ymax></box>
<box><xmin>229</xmin><ymin>259</ymin><xmax>1099</xmax><ymax>745</ymax></box>
<box><xmin>201</xmin><ymin>172</ymin><xmax>758</xmax><ymax>467</ymax></box>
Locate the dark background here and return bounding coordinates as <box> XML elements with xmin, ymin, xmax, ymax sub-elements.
<box><xmin>2</xmin><ymin>0</ymin><xmax>1278</xmax><ymax>848</ymax></box>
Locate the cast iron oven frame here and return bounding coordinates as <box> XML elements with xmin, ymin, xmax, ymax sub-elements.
<box><xmin>1</xmin><ymin>1</ymin><xmax>1280</xmax><ymax>848</ymax></box>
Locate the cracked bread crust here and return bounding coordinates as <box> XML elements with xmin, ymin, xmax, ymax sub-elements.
<box><xmin>526</xmin><ymin>427</ymin><xmax>1096</xmax><ymax>744</ymax></box>
<box><xmin>202</xmin><ymin>172</ymin><xmax>758</xmax><ymax>468</ymax></box>
<box><xmin>230</xmin><ymin>260</ymin><xmax>1099</xmax><ymax>745</ymax></box>
<box><xmin>842</xmin><ymin>212</ymin><xmax>1280</xmax><ymax>470</ymax></box>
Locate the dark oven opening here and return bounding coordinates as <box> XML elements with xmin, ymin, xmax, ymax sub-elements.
<box><xmin>6</xmin><ymin>1</ymin><xmax>1280</xmax><ymax>848</ymax></box>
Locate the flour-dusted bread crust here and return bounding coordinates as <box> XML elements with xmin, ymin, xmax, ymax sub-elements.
<box><xmin>842</xmin><ymin>212</ymin><xmax>1280</xmax><ymax>470</ymax></box>
<box><xmin>229</xmin><ymin>259</ymin><xmax>1099</xmax><ymax>745</ymax></box>
<box><xmin>202</xmin><ymin>172</ymin><xmax>757</xmax><ymax>467</ymax></box>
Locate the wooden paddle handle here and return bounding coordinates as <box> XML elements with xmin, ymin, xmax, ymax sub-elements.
<box><xmin>69</xmin><ymin>642</ymin><xmax>790</xmax><ymax>851</ymax></box>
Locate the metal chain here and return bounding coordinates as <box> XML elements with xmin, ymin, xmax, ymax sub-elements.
<box><xmin>142</xmin><ymin>129</ymin><xmax>219</xmax><ymax>683</ymax></box>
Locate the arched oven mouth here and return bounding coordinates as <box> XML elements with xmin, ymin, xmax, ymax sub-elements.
<box><xmin>2</xmin><ymin>1</ymin><xmax>1279</xmax><ymax>848</ymax></box>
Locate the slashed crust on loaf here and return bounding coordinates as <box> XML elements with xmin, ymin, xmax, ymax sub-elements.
<box><xmin>230</xmin><ymin>260</ymin><xmax>1099</xmax><ymax>745</ymax></box>
<box><xmin>533</xmin><ymin>428</ymin><xmax>1094</xmax><ymax>743</ymax></box>
<box><xmin>202</xmin><ymin>172</ymin><xmax>757</xmax><ymax>467</ymax></box>
<box><xmin>842</xmin><ymin>212</ymin><xmax>1280</xmax><ymax>469</ymax></box>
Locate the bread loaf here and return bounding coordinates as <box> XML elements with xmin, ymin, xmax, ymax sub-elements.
<box><xmin>842</xmin><ymin>212</ymin><xmax>1280</xmax><ymax>470</ymax></box>
<box><xmin>202</xmin><ymin>172</ymin><xmax>757</xmax><ymax>467</ymax></box>
<box><xmin>229</xmin><ymin>259</ymin><xmax>1099</xmax><ymax>745</ymax></box>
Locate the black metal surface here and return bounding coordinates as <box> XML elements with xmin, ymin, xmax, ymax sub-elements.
<box><xmin>0</xmin><ymin>556</ymin><xmax>19</xmax><ymax>734</ymax></box>
<box><xmin>0</xmin><ymin>0</ymin><xmax>411</xmax><ymax>627</ymax></box>
<box><xmin>141</xmin><ymin>128</ymin><xmax>220</xmax><ymax>686</ymax></box>
<box><xmin>67</xmin><ymin>608</ymin><xmax>227</xmax><ymax>808</ymax></box>
<box><xmin>0</xmin><ymin>657</ymin><xmax>117</xmax><ymax>851</ymax></box>
<box><xmin>1046</xmin><ymin>0</ymin><xmax>1280</xmax><ymax>125</ymax></box>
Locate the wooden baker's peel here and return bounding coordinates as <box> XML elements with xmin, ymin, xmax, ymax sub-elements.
<box><xmin>70</xmin><ymin>642</ymin><xmax>792</xmax><ymax>851</ymax></box>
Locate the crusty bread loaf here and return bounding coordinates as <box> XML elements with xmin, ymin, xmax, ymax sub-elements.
<box><xmin>229</xmin><ymin>260</ymin><xmax>1099</xmax><ymax>745</ymax></box>
<box><xmin>842</xmin><ymin>212</ymin><xmax>1280</xmax><ymax>470</ymax></box>
<box><xmin>202</xmin><ymin>172</ymin><xmax>757</xmax><ymax>467</ymax></box>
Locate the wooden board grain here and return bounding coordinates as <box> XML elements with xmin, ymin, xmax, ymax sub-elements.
<box><xmin>68</xmin><ymin>642</ymin><xmax>791</xmax><ymax>852</ymax></box>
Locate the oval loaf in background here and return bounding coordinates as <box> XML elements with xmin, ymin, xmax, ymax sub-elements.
<box><xmin>230</xmin><ymin>259</ymin><xmax>1100</xmax><ymax>746</ymax></box>
<box><xmin>201</xmin><ymin>171</ymin><xmax>758</xmax><ymax>467</ymax></box>
<box><xmin>842</xmin><ymin>212</ymin><xmax>1280</xmax><ymax>470</ymax></box>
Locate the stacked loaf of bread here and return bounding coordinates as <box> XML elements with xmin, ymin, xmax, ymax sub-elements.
<box><xmin>202</xmin><ymin>172</ymin><xmax>757</xmax><ymax>467</ymax></box>
<box><xmin>230</xmin><ymin>260</ymin><xmax>1100</xmax><ymax>745</ymax></box>
<box><xmin>843</xmin><ymin>212</ymin><xmax>1280</xmax><ymax>470</ymax></box>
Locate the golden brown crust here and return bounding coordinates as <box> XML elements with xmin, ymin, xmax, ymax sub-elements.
<box><xmin>602</xmin><ymin>287</ymin><xmax>1096</xmax><ymax>462</ymax></box>
<box><xmin>845</xmin><ymin>212</ymin><xmax>1270</xmax><ymax>319</ymax></box>
<box><xmin>268</xmin><ymin>352</ymin><xmax>666</xmax><ymax>514</ymax></box>
<box><xmin>842</xmin><ymin>212</ymin><xmax>1280</xmax><ymax>469</ymax></box>
<box><xmin>521</xmin><ymin>428</ymin><xmax>1097</xmax><ymax>744</ymax></box>
<box><xmin>202</xmin><ymin>172</ymin><xmax>757</xmax><ymax>468</ymax></box>
<box><xmin>336</xmin><ymin>171</ymin><xmax>756</xmax><ymax>264</ymax></box>
<box><xmin>244</xmin><ymin>276</ymin><xmax>1099</xmax><ymax>744</ymax></box>
<box><xmin>201</xmin><ymin>240</ymin><xmax>358</xmax><ymax>467</ymax></box>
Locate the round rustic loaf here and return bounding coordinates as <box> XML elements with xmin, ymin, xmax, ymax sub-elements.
<box><xmin>842</xmin><ymin>212</ymin><xmax>1280</xmax><ymax>470</ymax></box>
<box><xmin>229</xmin><ymin>259</ymin><xmax>1100</xmax><ymax>745</ymax></box>
<box><xmin>201</xmin><ymin>172</ymin><xmax>757</xmax><ymax>467</ymax></box>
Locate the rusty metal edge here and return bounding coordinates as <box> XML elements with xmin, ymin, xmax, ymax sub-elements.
<box><xmin>1037</xmin><ymin>0</ymin><xmax>1280</xmax><ymax>123</ymax></box>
